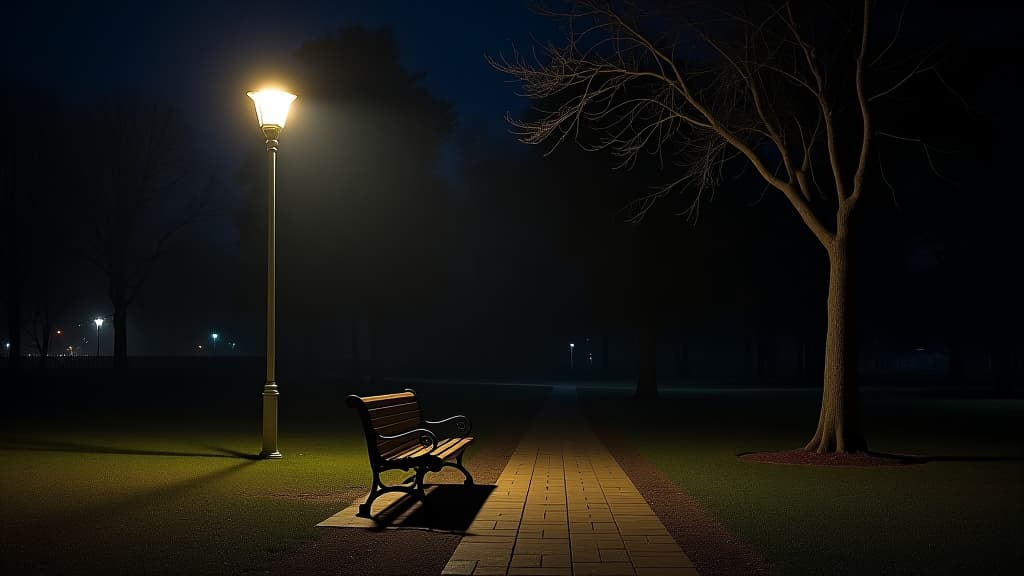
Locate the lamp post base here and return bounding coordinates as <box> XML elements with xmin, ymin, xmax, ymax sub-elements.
<box><xmin>260</xmin><ymin>385</ymin><xmax>282</xmax><ymax>459</ymax></box>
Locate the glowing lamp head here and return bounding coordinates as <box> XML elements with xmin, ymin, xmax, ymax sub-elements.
<box><xmin>570</xmin><ymin>342</ymin><xmax>575</xmax><ymax>348</ymax></box>
<box><xmin>94</xmin><ymin>317</ymin><xmax>104</xmax><ymax>328</ymax></box>
<box><xmin>211</xmin><ymin>333</ymin><xmax>219</xmax><ymax>340</ymax></box>
<box><xmin>247</xmin><ymin>89</ymin><xmax>296</xmax><ymax>132</ymax></box>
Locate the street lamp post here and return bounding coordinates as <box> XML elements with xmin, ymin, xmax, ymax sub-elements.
<box><xmin>248</xmin><ymin>89</ymin><xmax>296</xmax><ymax>460</ymax></box>
<box><xmin>211</xmin><ymin>332</ymin><xmax>219</xmax><ymax>355</ymax></box>
<box><xmin>569</xmin><ymin>342</ymin><xmax>575</xmax><ymax>370</ymax></box>
<box><xmin>94</xmin><ymin>318</ymin><xmax>104</xmax><ymax>356</ymax></box>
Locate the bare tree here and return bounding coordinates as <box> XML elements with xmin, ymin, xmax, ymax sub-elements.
<box><xmin>493</xmin><ymin>0</ymin><xmax>947</xmax><ymax>452</ymax></box>
<box><xmin>80</xmin><ymin>96</ymin><xmax>206</xmax><ymax>364</ymax></box>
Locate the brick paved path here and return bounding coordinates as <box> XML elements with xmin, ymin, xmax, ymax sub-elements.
<box><xmin>442</xmin><ymin>386</ymin><xmax>697</xmax><ymax>576</ymax></box>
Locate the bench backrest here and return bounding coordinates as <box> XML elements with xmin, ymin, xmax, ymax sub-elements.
<box><xmin>346</xmin><ymin>389</ymin><xmax>424</xmax><ymax>463</ymax></box>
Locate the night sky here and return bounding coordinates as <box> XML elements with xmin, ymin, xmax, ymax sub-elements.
<box><xmin>9</xmin><ymin>0</ymin><xmax>563</xmax><ymax>363</ymax></box>
<box><xmin>12</xmin><ymin>0</ymin><xmax>555</xmax><ymax>162</ymax></box>
<box><xmin>5</xmin><ymin>0</ymin><xmax>1021</xmax><ymax>387</ymax></box>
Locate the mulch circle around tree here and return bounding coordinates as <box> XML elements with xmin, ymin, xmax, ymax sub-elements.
<box><xmin>737</xmin><ymin>449</ymin><xmax>928</xmax><ymax>467</ymax></box>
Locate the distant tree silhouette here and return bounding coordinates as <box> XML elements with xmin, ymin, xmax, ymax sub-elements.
<box><xmin>495</xmin><ymin>1</ymin><xmax>956</xmax><ymax>452</ymax></box>
<box><xmin>77</xmin><ymin>96</ymin><xmax>203</xmax><ymax>364</ymax></box>
<box><xmin>2</xmin><ymin>88</ymin><xmax>73</xmax><ymax>370</ymax></box>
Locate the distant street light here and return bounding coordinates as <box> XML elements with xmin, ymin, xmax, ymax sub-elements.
<box><xmin>94</xmin><ymin>317</ymin><xmax>104</xmax><ymax>356</ymax></box>
<box><xmin>569</xmin><ymin>342</ymin><xmax>575</xmax><ymax>370</ymax></box>
<box><xmin>211</xmin><ymin>332</ymin><xmax>219</xmax><ymax>355</ymax></box>
<box><xmin>248</xmin><ymin>88</ymin><xmax>296</xmax><ymax>460</ymax></box>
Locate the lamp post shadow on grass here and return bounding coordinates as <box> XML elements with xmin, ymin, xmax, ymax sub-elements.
<box><xmin>0</xmin><ymin>437</ymin><xmax>262</xmax><ymax>460</ymax></box>
<box><xmin>5</xmin><ymin>455</ymin><xmax>262</xmax><ymax>544</ymax></box>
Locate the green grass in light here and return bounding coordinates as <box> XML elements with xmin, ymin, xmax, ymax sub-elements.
<box><xmin>580</xmin><ymin>389</ymin><xmax>1024</xmax><ymax>576</ymax></box>
<box><xmin>0</xmin><ymin>383</ymin><xmax>550</xmax><ymax>576</ymax></box>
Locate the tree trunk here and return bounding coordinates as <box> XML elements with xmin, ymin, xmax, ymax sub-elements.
<box><xmin>39</xmin><ymin>325</ymin><xmax>50</xmax><ymax>369</ymax></box>
<box><xmin>804</xmin><ymin>230</ymin><xmax>867</xmax><ymax>453</ymax></box>
<box><xmin>113</xmin><ymin>303</ymin><xmax>128</xmax><ymax>361</ymax></box>
<box><xmin>110</xmin><ymin>275</ymin><xmax>128</xmax><ymax>365</ymax></box>
<box><xmin>635</xmin><ymin>323</ymin><xmax>657</xmax><ymax>400</ymax></box>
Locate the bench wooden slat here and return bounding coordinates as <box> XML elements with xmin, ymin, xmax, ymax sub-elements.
<box><xmin>374</xmin><ymin>416</ymin><xmax>423</xmax><ymax>436</ymax></box>
<box><xmin>393</xmin><ymin>436</ymin><xmax>462</xmax><ymax>460</ymax></box>
<box><xmin>376</xmin><ymin>435</ymin><xmax>420</xmax><ymax>456</ymax></box>
<box><xmin>434</xmin><ymin>437</ymin><xmax>474</xmax><ymax>460</ymax></box>
<box><xmin>378</xmin><ymin>437</ymin><xmax>419</xmax><ymax>457</ymax></box>
<box><xmin>360</xmin><ymin>391</ymin><xmax>417</xmax><ymax>405</ymax></box>
<box><xmin>369</xmin><ymin>410</ymin><xmax>423</xmax><ymax>428</ymax></box>
<box><xmin>366</xmin><ymin>401</ymin><xmax>422</xmax><ymax>420</ymax></box>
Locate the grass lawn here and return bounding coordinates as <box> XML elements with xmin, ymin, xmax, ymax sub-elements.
<box><xmin>0</xmin><ymin>381</ymin><xmax>550</xmax><ymax>575</ymax></box>
<box><xmin>580</xmin><ymin>386</ymin><xmax>1024</xmax><ymax>576</ymax></box>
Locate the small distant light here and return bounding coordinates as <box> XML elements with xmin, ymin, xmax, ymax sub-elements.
<box><xmin>570</xmin><ymin>342</ymin><xmax>575</xmax><ymax>348</ymax></box>
<box><xmin>211</xmin><ymin>333</ymin><xmax>219</xmax><ymax>340</ymax></box>
<box><xmin>56</xmin><ymin>329</ymin><xmax>62</xmax><ymax>335</ymax></box>
<box><xmin>94</xmin><ymin>317</ymin><xmax>104</xmax><ymax>328</ymax></box>
<box><xmin>4</xmin><ymin>342</ymin><xmax>9</xmax><ymax>349</ymax></box>
<box><xmin>198</xmin><ymin>345</ymin><xmax>204</xmax><ymax>350</ymax></box>
<box><xmin>914</xmin><ymin>347</ymin><xmax>926</xmax><ymax>352</ymax></box>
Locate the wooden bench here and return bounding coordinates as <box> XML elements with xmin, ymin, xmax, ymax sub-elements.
<box><xmin>346</xmin><ymin>388</ymin><xmax>474</xmax><ymax>517</ymax></box>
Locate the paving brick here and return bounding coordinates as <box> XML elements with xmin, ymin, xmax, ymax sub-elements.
<box><xmin>441</xmin><ymin>559</ymin><xmax>477</xmax><ymax>575</ymax></box>
<box><xmin>572</xmin><ymin>562</ymin><xmax>636</xmax><ymax>575</ymax></box>
<box><xmin>438</xmin><ymin>388</ymin><xmax>694</xmax><ymax>576</ymax></box>
<box><xmin>472</xmin><ymin>566</ymin><xmax>508</xmax><ymax>576</ymax></box>
<box><xmin>541</xmin><ymin>553</ymin><xmax>570</xmax><ymax>567</ymax></box>
<box><xmin>599</xmin><ymin>549</ymin><xmax>631</xmax><ymax>562</ymax></box>
<box><xmin>513</xmin><ymin>538</ymin><xmax>570</xmax><ymax>556</ymax></box>
<box><xmin>511</xmin><ymin>554</ymin><xmax>541</xmax><ymax>567</ymax></box>
<box><xmin>507</xmin><ymin>568</ymin><xmax>572</xmax><ymax>576</ymax></box>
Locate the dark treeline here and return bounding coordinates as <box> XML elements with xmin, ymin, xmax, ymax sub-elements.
<box><xmin>2</xmin><ymin>16</ymin><xmax>1020</xmax><ymax>397</ymax></box>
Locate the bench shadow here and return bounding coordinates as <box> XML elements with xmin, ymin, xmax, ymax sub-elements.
<box><xmin>368</xmin><ymin>484</ymin><xmax>496</xmax><ymax>533</ymax></box>
<box><xmin>0</xmin><ymin>437</ymin><xmax>261</xmax><ymax>460</ymax></box>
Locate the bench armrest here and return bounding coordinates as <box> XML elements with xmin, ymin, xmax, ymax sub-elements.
<box><xmin>424</xmin><ymin>415</ymin><xmax>473</xmax><ymax>437</ymax></box>
<box><xmin>378</xmin><ymin>427</ymin><xmax>438</xmax><ymax>451</ymax></box>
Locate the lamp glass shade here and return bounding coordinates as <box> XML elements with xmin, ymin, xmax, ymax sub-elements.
<box><xmin>94</xmin><ymin>318</ymin><xmax>104</xmax><ymax>327</ymax></box>
<box><xmin>247</xmin><ymin>90</ymin><xmax>296</xmax><ymax>129</ymax></box>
